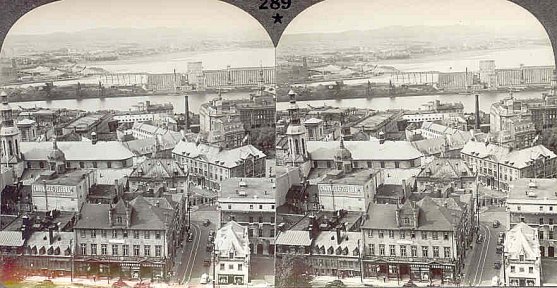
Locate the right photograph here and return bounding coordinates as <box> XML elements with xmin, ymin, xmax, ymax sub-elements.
<box><xmin>274</xmin><ymin>0</ymin><xmax>556</xmax><ymax>287</ymax></box>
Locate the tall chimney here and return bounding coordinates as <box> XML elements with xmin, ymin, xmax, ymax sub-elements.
<box><xmin>336</xmin><ymin>227</ymin><xmax>342</xmax><ymax>245</ymax></box>
<box><xmin>48</xmin><ymin>226</ymin><xmax>54</xmax><ymax>245</ymax></box>
<box><xmin>475</xmin><ymin>94</ymin><xmax>481</xmax><ymax>130</ymax></box>
<box><xmin>184</xmin><ymin>95</ymin><xmax>189</xmax><ymax>132</ymax></box>
<box><xmin>551</xmin><ymin>69</ymin><xmax>557</xmax><ymax>96</ymax></box>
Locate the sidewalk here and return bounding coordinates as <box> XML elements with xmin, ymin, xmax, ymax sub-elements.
<box><xmin>311</xmin><ymin>275</ymin><xmax>451</xmax><ymax>287</ymax></box>
<box><xmin>22</xmin><ymin>276</ymin><xmax>178</xmax><ymax>288</ymax></box>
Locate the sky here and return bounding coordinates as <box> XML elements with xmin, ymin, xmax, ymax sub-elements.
<box><xmin>7</xmin><ymin>0</ymin><xmax>549</xmax><ymax>38</ymax></box>
<box><xmin>8</xmin><ymin>0</ymin><xmax>267</xmax><ymax>37</ymax></box>
<box><xmin>283</xmin><ymin>0</ymin><xmax>548</xmax><ymax>36</ymax></box>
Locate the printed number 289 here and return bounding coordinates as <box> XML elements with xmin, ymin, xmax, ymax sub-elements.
<box><xmin>259</xmin><ymin>0</ymin><xmax>291</xmax><ymax>9</ymax></box>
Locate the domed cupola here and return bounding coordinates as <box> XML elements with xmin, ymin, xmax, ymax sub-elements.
<box><xmin>334</xmin><ymin>136</ymin><xmax>353</xmax><ymax>173</ymax></box>
<box><xmin>47</xmin><ymin>137</ymin><xmax>66</xmax><ymax>174</ymax></box>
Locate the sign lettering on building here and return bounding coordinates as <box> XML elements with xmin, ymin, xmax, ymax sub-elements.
<box><xmin>33</xmin><ymin>184</ymin><xmax>76</xmax><ymax>197</ymax></box>
<box><xmin>319</xmin><ymin>184</ymin><xmax>363</xmax><ymax>195</ymax></box>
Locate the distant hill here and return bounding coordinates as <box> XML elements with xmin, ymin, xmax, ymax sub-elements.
<box><xmin>277</xmin><ymin>25</ymin><xmax>551</xmax><ymax>53</ymax></box>
<box><xmin>2</xmin><ymin>27</ymin><xmax>272</xmax><ymax>54</ymax></box>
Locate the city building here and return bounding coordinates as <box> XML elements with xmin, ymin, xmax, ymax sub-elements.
<box><xmin>199</xmin><ymin>95</ymin><xmax>246</xmax><ymax>149</ymax></box>
<box><xmin>73</xmin><ymin>196</ymin><xmax>177</xmax><ymax>279</ymax></box>
<box><xmin>307</xmin><ymin>139</ymin><xmax>423</xmax><ymax>170</ymax></box>
<box><xmin>507</xmin><ymin>178</ymin><xmax>557</xmax><ymax>257</ymax></box>
<box><xmin>172</xmin><ymin>141</ymin><xmax>266</xmax><ymax>190</ymax></box>
<box><xmin>16</xmin><ymin>119</ymin><xmax>38</xmax><ymax>142</ymax></box>
<box><xmin>21</xmin><ymin>141</ymin><xmax>135</xmax><ymax>170</ymax></box>
<box><xmin>503</xmin><ymin>222</ymin><xmax>541</xmax><ymax>286</ymax></box>
<box><xmin>218</xmin><ymin>177</ymin><xmax>275</xmax><ymax>256</ymax></box>
<box><xmin>214</xmin><ymin>221</ymin><xmax>251</xmax><ymax>285</ymax></box>
<box><xmin>402</xmin><ymin>101</ymin><xmax>464</xmax><ymax>123</ymax></box>
<box><xmin>345</xmin><ymin>111</ymin><xmax>402</xmax><ymax>139</ymax></box>
<box><xmin>0</xmin><ymin>91</ymin><xmax>24</xmax><ymax>177</ymax></box>
<box><xmin>415</xmin><ymin>158</ymin><xmax>475</xmax><ymax>194</ymax></box>
<box><xmin>460</xmin><ymin>141</ymin><xmax>557</xmax><ymax>191</ymax></box>
<box><xmin>317</xmin><ymin>168</ymin><xmax>379</xmax><ymax>212</ymax></box>
<box><xmin>411</xmin><ymin>132</ymin><xmax>472</xmax><ymax>158</ymax></box>
<box><xmin>60</xmin><ymin>113</ymin><xmax>115</xmax><ymax>139</ymax></box>
<box><xmin>31</xmin><ymin>169</ymin><xmax>96</xmax><ymax>212</ymax></box>
<box><xmin>129</xmin><ymin>122</ymin><xmax>180</xmax><ymax>140</ymax></box>
<box><xmin>284</xmin><ymin>90</ymin><xmax>310</xmax><ymax>167</ymax></box>
<box><xmin>361</xmin><ymin>197</ymin><xmax>470</xmax><ymax>284</ymax></box>
<box><xmin>303</xmin><ymin>118</ymin><xmax>325</xmax><ymax>141</ymax></box>
<box><xmin>491</xmin><ymin>93</ymin><xmax>557</xmax><ymax>132</ymax></box>
<box><xmin>419</xmin><ymin>121</ymin><xmax>468</xmax><ymax>140</ymax></box>
<box><xmin>310</xmin><ymin>230</ymin><xmax>363</xmax><ymax>278</ymax></box>
<box><xmin>127</xmin><ymin>158</ymin><xmax>188</xmax><ymax>194</ymax></box>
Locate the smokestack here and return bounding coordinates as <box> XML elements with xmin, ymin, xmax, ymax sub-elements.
<box><xmin>336</xmin><ymin>227</ymin><xmax>342</xmax><ymax>245</ymax></box>
<box><xmin>475</xmin><ymin>94</ymin><xmax>481</xmax><ymax>130</ymax></box>
<box><xmin>48</xmin><ymin>226</ymin><xmax>54</xmax><ymax>245</ymax></box>
<box><xmin>552</xmin><ymin>69</ymin><xmax>557</xmax><ymax>96</ymax></box>
<box><xmin>184</xmin><ymin>95</ymin><xmax>189</xmax><ymax>132</ymax></box>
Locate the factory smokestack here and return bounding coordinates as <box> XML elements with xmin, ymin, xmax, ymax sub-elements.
<box><xmin>184</xmin><ymin>95</ymin><xmax>189</xmax><ymax>132</ymax></box>
<box><xmin>551</xmin><ymin>69</ymin><xmax>557</xmax><ymax>96</ymax></box>
<box><xmin>475</xmin><ymin>94</ymin><xmax>481</xmax><ymax>130</ymax></box>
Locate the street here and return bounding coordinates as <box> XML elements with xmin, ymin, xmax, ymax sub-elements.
<box><xmin>463</xmin><ymin>207</ymin><xmax>506</xmax><ymax>286</ymax></box>
<box><xmin>173</xmin><ymin>205</ymin><xmax>218</xmax><ymax>286</ymax></box>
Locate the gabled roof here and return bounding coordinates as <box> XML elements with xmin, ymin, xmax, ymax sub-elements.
<box><xmin>215</xmin><ymin>221</ymin><xmax>249</xmax><ymax>257</ymax></box>
<box><xmin>172</xmin><ymin>141</ymin><xmax>265</xmax><ymax>168</ymax></box>
<box><xmin>75</xmin><ymin>195</ymin><xmax>173</xmax><ymax>230</ymax></box>
<box><xmin>362</xmin><ymin>196</ymin><xmax>458</xmax><ymax>231</ymax></box>
<box><xmin>314</xmin><ymin>231</ymin><xmax>361</xmax><ymax>253</ymax></box>
<box><xmin>129</xmin><ymin>158</ymin><xmax>186</xmax><ymax>179</ymax></box>
<box><xmin>505</xmin><ymin>222</ymin><xmax>539</xmax><ymax>261</ymax></box>
<box><xmin>275</xmin><ymin>230</ymin><xmax>312</xmax><ymax>246</ymax></box>
<box><xmin>461</xmin><ymin>141</ymin><xmax>556</xmax><ymax>169</ymax></box>
<box><xmin>417</xmin><ymin>158</ymin><xmax>472</xmax><ymax>179</ymax></box>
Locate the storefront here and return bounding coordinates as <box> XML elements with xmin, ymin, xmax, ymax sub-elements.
<box><xmin>218</xmin><ymin>274</ymin><xmax>245</xmax><ymax>285</ymax></box>
<box><xmin>363</xmin><ymin>260</ymin><xmax>456</xmax><ymax>283</ymax></box>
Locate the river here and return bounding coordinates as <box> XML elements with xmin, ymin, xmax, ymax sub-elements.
<box><xmin>12</xmin><ymin>92</ymin><xmax>251</xmax><ymax>114</ymax></box>
<box><xmin>6</xmin><ymin>46</ymin><xmax>556</xmax><ymax>114</ymax></box>
<box><xmin>276</xmin><ymin>90</ymin><xmax>549</xmax><ymax>113</ymax></box>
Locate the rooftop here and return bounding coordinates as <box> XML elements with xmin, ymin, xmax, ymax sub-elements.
<box><xmin>505</xmin><ymin>222</ymin><xmax>539</xmax><ymax>261</ymax></box>
<box><xmin>351</xmin><ymin>112</ymin><xmax>398</xmax><ymax>130</ymax></box>
<box><xmin>307</xmin><ymin>139</ymin><xmax>423</xmax><ymax>161</ymax></box>
<box><xmin>215</xmin><ymin>221</ymin><xmax>249</xmax><ymax>258</ymax></box>
<box><xmin>417</xmin><ymin>158</ymin><xmax>473</xmax><ymax>179</ymax></box>
<box><xmin>276</xmin><ymin>230</ymin><xmax>312</xmax><ymax>246</ymax></box>
<box><xmin>33</xmin><ymin>169</ymin><xmax>93</xmax><ymax>186</ymax></box>
<box><xmin>129</xmin><ymin>158</ymin><xmax>186</xmax><ymax>179</ymax></box>
<box><xmin>21</xmin><ymin>141</ymin><xmax>134</xmax><ymax>161</ymax></box>
<box><xmin>64</xmin><ymin>113</ymin><xmax>108</xmax><ymax>130</ymax></box>
<box><xmin>362</xmin><ymin>196</ymin><xmax>459</xmax><ymax>231</ymax></box>
<box><xmin>74</xmin><ymin>196</ymin><xmax>173</xmax><ymax>230</ymax></box>
<box><xmin>507</xmin><ymin>178</ymin><xmax>557</xmax><ymax>202</ymax></box>
<box><xmin>219</xmin><ymin>177</ymin><xmax>275</xmax><ymax>201</ymax></box>
<box><xmin>321</xmin><ymin>169</ymin><xmax>378</xmax><ymax>186</ymax></box>
<box><xmin>461</xmin><ymin>141</ymin><xmax>556</xmax><ymax>169</ymax></box>
<box><xmin>172</xmin><ymin>141</ymin><xmax>266</xmax><ymax>169</ymax></box>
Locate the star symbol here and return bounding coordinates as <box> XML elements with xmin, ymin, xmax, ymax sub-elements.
<box><xmin>272</xmin><ymin>13</ymin><xmax>283</xmax><ymax>24</ymax></box>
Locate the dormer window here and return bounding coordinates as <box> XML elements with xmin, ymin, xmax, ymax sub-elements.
<box><xmin>229</xmin><ymin>252</ymin><xmax>234</xmax><ymax>258</ymax></box>
<box><xmin>117</xmin><ymin>216</ymin><xmax>122</xmax><ymax>224</ymax></box>
<box><xmin>404</xmin><ymin>217</ymin><xmax>410</xmax><ymax>225</ymax></box>
<box><xmin>519</xmin><ymin>254</ymin><xmax>525</xmax><ymax>261</ymax></box>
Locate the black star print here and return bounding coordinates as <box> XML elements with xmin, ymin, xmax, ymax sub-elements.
<box><xmin>272</xmin><ymin>13</ymin><xmax>283</xmax><ymax>24</ymax></box>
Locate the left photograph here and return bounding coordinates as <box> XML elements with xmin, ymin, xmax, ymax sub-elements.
<box><xmin>0</xmin><ymin>0</ymin><xmax>276</xmax><ymax>286</ymax></box>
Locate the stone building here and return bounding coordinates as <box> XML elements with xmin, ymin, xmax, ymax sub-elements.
<box><xmin>214</xmin><ymin>221</ymin><xmax>251</xmax><ymax>285</ymax></box>
<box><xmin>127</xmin><ymin>158</ymin><xmax>188</xmax><ymax>194</ymax></box>
<box><xmin>172</xmin><ymin>141</ymin><xmax>266</xmax><ymax>190</ymax></box>
<box><xmin>218</xmin><ymin>177</ymin><xmax>275</xmax><ymax>256</ymax></box>
<box><xmin>503</xmin><ymin>222</ymin><xmax>541</xmax><ymax>286</ymax></box>
<box><xmin>507</xmin><ymin>178</ymin><xmax>557</xmax><ymax>257</ymax></box>
<box><xmin>73</xmin><ymin>196</ymin><xmax>178</xmax><ymax>280</ymax></box>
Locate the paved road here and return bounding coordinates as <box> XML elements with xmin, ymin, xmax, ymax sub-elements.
<box><xmin>464</xmin><ymin>208</ymin><xmax>507</xmax><ymax>286</ymax></box>
<box><xmin>173</xmin><ymin>205</ymin><xmax>218</xmax><ymax>285</ymax></box>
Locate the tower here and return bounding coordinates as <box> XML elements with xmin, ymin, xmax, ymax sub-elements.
<box><xmin>47</xmin><ymin>137</ymin><xmax>66</xmax><ymax>174</ymax></box>
<box><xmin>334</xmin><ymin>136</ymin><xmax>352</xmax><ymax>174</ymax></box>
<box><xmin>0</xmin><ymin>91</ymin><xmax>22</xmax><ymax>170</ymax></box>
<box><xmin>285</xmin><ymin>89</ymin><xmax>308</xmax><ymax>166</ymax></box>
